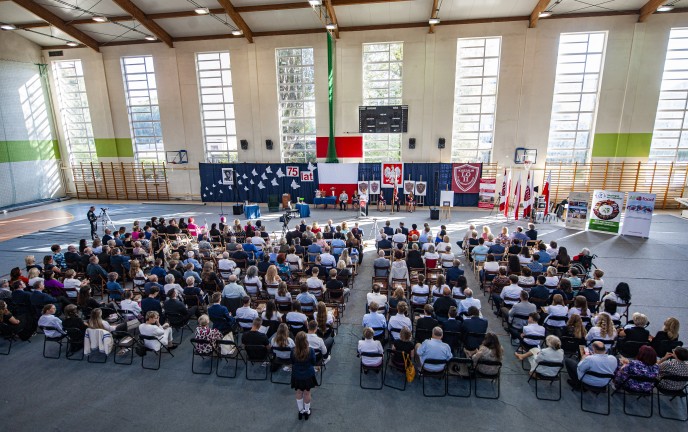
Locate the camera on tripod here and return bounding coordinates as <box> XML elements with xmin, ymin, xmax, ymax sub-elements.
<box><xmin>100</xmin><ymin>207</ymin><xmax>109</xmax><ymax>212</ymax></box>
<box><xmin>279</xmin><ymin>211</ymin><xmax>293</xmax><ymax>226</ymax></box>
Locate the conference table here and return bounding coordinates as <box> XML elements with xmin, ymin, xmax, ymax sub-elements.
<box><xmin>313</xmin><ymin>196</ymin><xmax>337</xmax><ymax>209</ymax></box>
<box><xmin>296</xmin><ymin>203</ymin><xmax>311</xmax><ymax>218</ymax></box>
<box><xmin>244</xmin><ymin>204</ymin><xmax>261</xmax><ymax>219</ymax></box>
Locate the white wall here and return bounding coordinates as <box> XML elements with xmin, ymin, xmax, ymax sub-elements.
<box><xmin>36</xmin><ymin>12</ymin><xmax>688</xmax><ymax>198</ymax></box>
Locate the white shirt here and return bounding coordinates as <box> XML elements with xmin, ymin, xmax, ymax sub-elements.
<box><xmin>483</xmin><ymin>261</ymin><xmax>500</xmax><ymax>272</ymax></box>
<box><xmin>388</xmin><ymin>314</ymin><xmax>412</xmax><ymax>339</ymax></box>
<box><xmin>411</xmin><ymin>284</ymin><xmax>430</xmax><ymax>303</ymax></box>
<box><xmin>285</xmin><ymin>311</ymin><xmax>308</xmax><ymax>326</ymax></box>
<box><xmin>320</xmin><ymin>253</ymin><xmax>336</xmax><ymax>267</ymax></box>
<box><xmin>544</xmin><ymin>305</ymin><xmax>568</xmax><ymax>327</ymax></box>
<box><xmin>306</xmin><ymin>332</ymin><xmax>327</xmax><ymax>356</ymax></box>
<box><xmin>164</xmin><ymin>283</ymin><xmax>183</xmax><ymax>298</ymax></box>
<box><xmin>500</xmin><ymin>284</ymin><xmax>523</xmax><ymax>305</ymax></box>
<box><xmin>459</xmin><ymin>297</ymin><xmax>481</xmax><ymax>314</ymax></box>
<box><xmin>235</xmin><ymin>306</ymin><xmax>259</xmax><ymax>327</ymax></box>
<box><xmin>522</xmin><ymin>323</ymin><xmax>546</xmax><ymax>346</ymax></box>
<box><xmin>218</xmin><ymin>259</ymin><xmax>236</xmax><ymax>271</ymax></box>
<box><xmin>306</xmin><ymin>277</ymin><xmax>324</xmax><ymax>290</ymax></box>
<box><xmin>422</xmin><ymin>243</ymin><xmax>433</xmax><ymax>252</ymax></box>
<box><xmin>120</xmin><ymin>299</ymin><xmax>142</xmax><ymax>315</ymax></box>
<box><xmin>28</xmin><ymin>277</ymin><xmax>44</xmax><ymax>287</ymax></box>
<box><xmin>392</xmin><ymin>233</ymin><xmax>407</xmax><ymax>244</ymax></box>
<box><xmin>518</xmin><ymin>255</ymin><xmax>532</xmax><ymax>264</ymax></box>
<box><xmin>437</xmin><ymin>242</ymin><xmax>450</xmax><ymax>254</ymax></box>
<box><xmin>251</xmin><ymin>236</ymin><xmax>266</xmax><ymax>249</ymax></box>
<box><xmin>544</xmin><ymin>276</ymin><xmax>559</xmax><ymax>287</ymax></box>
<box><xmin>358</xmin><ymin>339</ymin><xmax>384</xmax><ymax>366</ymax></box>
<box><xmin>440</xmin><ymin>253</ymin><xmax>454</xmax><ymax>267</ymax></box>
<box><xmin>63</xmin><ymin>278</ymin><xmax>82</xmax><ymax>289</ymax></box>
<box><xmin>271</xmin><ymin>338</ymin><xmax>295</xmax><ymax>359</ymax></box>
<box><xmin>261</xmin><ymin>311</ymin><xmax>282</xmax><ymax>323</ymax></box>
<box><xmin>139</xmin><ymin>323</ymin><xmax>171</xmax><ymax>351</ymax></box>
<box><xmin>367</xmin><ymin>292</ymin><xmax>387</xmax><ymax>307</ymax></box>
<box><xmin>38</xmin><ymin>314</ymin><xmax>64</xmax><ymax>337</ymax></box>
<box><xmin>313</xmin><ymin>310</ymin><xmax>334</xmax><ymax>326</ymax></box>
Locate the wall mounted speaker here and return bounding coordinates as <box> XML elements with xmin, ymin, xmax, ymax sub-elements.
<box><xmin>409</xmin><ymin>138</ymin><xmax>416</xmax><ymax>149</ymax></box>
<box><xmin>240</xmin><ymin>139</ymin><xmax>248</xmax><ymax>150</ymax></box>
<box><xmin>438</xmin><ymin>138</ymin><xmax>446</xmax><ymax>149</ymax></box>
<box><xmin>266</xmin><ymin>139</ymin><xmax>273</xmax><ymax>150</ymax></box>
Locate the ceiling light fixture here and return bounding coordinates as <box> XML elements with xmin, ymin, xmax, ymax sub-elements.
<box><xmin>657</xmin><ymin>5</ymin><xmax>675</xmax><ymax>12</ymax></box>
<box><xmin>92</xmin><ymin>16</ymin><xmax>107</xmax><ymax>22</ymax></box>
<box><xmin>194</xmin><ymin>7</ymin><xmax>210</xmax><ymax>15</ymax></box>
<box><xmin>0</xmin><ymin>23</ymin><xmax>17</xmax><ymax>30</ymax></box>
<box><xmin>232</xmin><ymin>29</ymin><xmax>243</xmax><ymax>36</ymax></box>
<box><xmin>145</xmin><ymin>35</ymin><xmax>156</xmax><ymax>41</ymax></box>
<box><xmin>66</xmin><ymin>41</ymin><xmax>79</xmax><ymax>47</ymax></box>
<box><xmin>326</xmin><ymin>23</ymin><xmax>337</xmax><ymax>30</ymax></box>
<box><xmin>428</xmin><ymin>17</ymin><xmax>440</xmax><ymax>25</ymax></box>
<box><xmin>539</xmin><ymin>11</ymin><xmax>552</xmax><ymax>18</ymax></box>
<box><xmin>309</xmin><ymin>0</ymin><xmax>322</xmax><ymax>6</ymax></box>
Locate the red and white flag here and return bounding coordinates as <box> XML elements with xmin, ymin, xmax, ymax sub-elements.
<box><xmin>317</xmin><ymin>163</ymin><xmax>359</xmax><ymax>200</ymax></box>
<box><xmin>500</xmin><ymin>169</ymin><xmax>511</xmax><ymax>217</ymax></box>
<box><xmin>523</xmin><ymin>171</ymin><xmax>532</xmax><ymax>218</ymax></box>
<box><xmin>543</xmin><ymin>171</ymin><xmax>551</xmax><ymax>216</ymax></box>
<box><xmin>513</xmin><ymin>172</ymin><xmax>522</xmax><ymax>220</ymax></box>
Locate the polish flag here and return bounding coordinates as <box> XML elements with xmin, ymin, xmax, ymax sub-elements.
<box><xmin>317</xmin><ymin>163</ymin><xmax>359</xmax><ymax>201</ymax></box>
<box><xmin>543</xmin><ymin>171</ymin><xmax>551</xmax><ymax>216</ymax></box>
<box><xmin>501</xmin><ymin>169</ymin><xmax>511</xmax><ymax>217</ymax></box>
<box><xmin>523</xmin><ymin>171</ymin><xmax>532</xmax><ymax>218</ymax></box>
<box><xmin>513</xmin><ymin>172</ymin><xmax>522</xmax><ymax>220</ymax></box>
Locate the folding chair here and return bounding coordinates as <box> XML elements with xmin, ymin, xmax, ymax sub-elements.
<box><xmin>112</xmin><ymin>330</ymin><xmax>135</xmax><ymax>365</ymax></box>
<box><xmin>138</xmin><ymin>334</ymin><xmax>174</xmax><ymax>370</ymax></box>
<box><xmin>579</xmin><ymin>371</ymin><xmax>615</xmax><ymax>415</ymax></box>
<box><xmin>519</xmin><ymin>334</ymin><xmax>546</xmax><ymax>370</ymax></box>
<box><xmin>166</xmin><ymin>312</ymin><xmax>194</xmax><ymax>344</ymax></box>
<box><xmin>474</xmin><ymin>359</ymin><xmax>502</xmax><ymax>399</ymax></box>
<box><xmin>420</xmin><ymin>359</ymin><xmax>449</xmax><ymax>397</ymax></box>
<box><xmin>270</xmin><ymin>346</ymin><xmax>293</xmax><ymax>384</ymax></box>
<box><xmin>528</xmin><ymin>361</ymin><xmax>564</xmax><ymax>401</ymax></box>
<box><xmin>616</xmin><ymin>373</ymin><xmax>657</xmax><ymax>418</ymax></box>
<box><xmin>39</xmin><ymin>326</ymin><xmax>68</xmax><ymax>359</ymax></box>
<box><xmin>314</xmin><ymin>348</ymin><xmax>327</xmax><ymax>386</ymax></box>
<box><xmin>359</xmin><ymin>352</ymin><xmax>385</xmax><ymax>390</ymax></box>
<box><xmin>442</xmin><ymin>330</ymin><xmax>463</xmax><ymax>355</ymax></box>
<box><xmin>216</xmin><ymin>339</ymin><xmax>242</xmax><ymax>378</ymax></box>
<box><xmin>0</xmin><ymin>323</ymin><xmax>17</xmax><ymax>355</ymax></box>
<box><xmin>447</xmin><ymin>358</ymin><xmax>472</xmax><ymax>397</ymax></box>
<box><xmin>561</xmin><ymin>336</ymin><xmax>586</xmax><ymax>359</ymax></box>
<box><xmin>383</xmin><ymin>348</ymin><xmax>408</xmax><ymax>391</ymax></box>
<box><xmin>189</xmin><ymin>338</ymin><xmax>214</xmax><ymax>375</ymax></box>
<box><xmin>64</xmin><ymin>327</ymin><xmax>84</xmax><ymax>361</ymax></box>
<box><xmin>243</xmin><ymin>344</ymin><xmax>270</xmax><ymax>380</ymax></box>
<box><xmin>655</xmin><ymin>375</ymin><xmax>688</xmax><ymax>421</ymax></box>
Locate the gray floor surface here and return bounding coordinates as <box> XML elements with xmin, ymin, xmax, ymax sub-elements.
<box><xmin>1</xmin><ymin>202</ymin><xmax>686</xmax><ymax>430</ymax></box>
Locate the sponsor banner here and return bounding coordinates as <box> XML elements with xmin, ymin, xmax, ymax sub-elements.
<box><xmin>221</xmin><ymin>167</ymin><xmax>234</xmax><ymax>185</ymax></box>
<box><xmin>415</xmin><ymin>181</ymin><xmax>427</xmax><ymax>196</ymax></box>
<box><xmin>621</xmin><ymin>192</ymin><xmax>655</xmax><ymax>238</ymax></box>
<box><xmin>565</xmin><ymin>192</ymin><xmax>590</xmax><ymax>230</ymax></box>
<box><xmin>369</xmin><ymin>180</ymin><xmax>381</xmax><ymax>195</ymax></box>
<box><xmin>478</xmin><ymin>178</ymin><xmax>496</xmax><ymax>209</ymax></box>
<box><xmin>589</xmin><ymin>190</ymin><xmax>624</xmax><ymax>234</ymax></box>
<box><xmin>451</xmin><ymin>163</ymin><xmax>481</xmax><ymax>194</ymax></box>
<box><xmin>381</xmin><ymin>163</ymin><xmax>403</xmax><ymax>188</ymax></box>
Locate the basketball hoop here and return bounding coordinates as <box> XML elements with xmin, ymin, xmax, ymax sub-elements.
<box><xmin>523</xmin><ymin>159</ymin><xmax>532</xmax><ymax>173</ymax></box>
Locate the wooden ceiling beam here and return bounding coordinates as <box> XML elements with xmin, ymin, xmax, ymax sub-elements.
<box><xmin>325</xmin><ymin>0</ymin><xmax>340</xmax><ymax>38</ymax></box>
<box><xmin>428</xmin><ymin>0</ymin><xmax>439</xmax><ymax>34</ymax></box>
<box><xmin>112</xmin><ymin>0</ymin><xmax>174</xmax><ymax>47</ymax></box>
<box><xmin>11</xmin><ymin>0</ymin><xmax>100</xmax><ymax>51</ymax></box>
<box><xmin>638</xmin><ymin>0</ymin><xmax>667</xmax><ymax>22</ymax></box>
<box><xmin>217</xmin><ymin>0</ymin><xmax>253</xmax><ymax>43</ymax></box>
<box><xmin>529</xmin><ymin>0</ymin><xmax>552</xmax><ymax>28</ymax></box>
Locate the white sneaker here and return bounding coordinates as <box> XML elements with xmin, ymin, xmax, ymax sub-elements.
<box><xmin>322</xmin><ymin>357</ymin><xmax>330</xmax><ymax>365</ymax></box>
<box><xmin>282</xmin><ymin>365</ymin><xmax>292</xmax><ymax>372</ymax></box>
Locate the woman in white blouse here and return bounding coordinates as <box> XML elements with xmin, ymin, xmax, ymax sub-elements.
<box><xmin>518</xmin><ymin>246</ymin><xmax>533</xmax><ymax>264</ymax></box>
<box><xmin>388</xmin><ymin>302</ymin><xmax>412</xmax><ymax>340</ymax></box>
<box><xmin>543</xmin><ymin>294</ymin><xmax>568</xmax><ymax>329</ymax></box>
<box><xmin>514</xmin><ymin>335</ymin><xmax>564</xmax><ymax>377</ymax></box>
<box><xmin>264</xmin><ymin>265</ymin><xmax>282</xmax><ymax>297</ymax></box>
<box><xmin>586</xmin><ymin>313</ymin><xmax>617</xmax><ymax>352</ymax></box>
<box><xmin>544</xmin><ymin>266</ymin><xmax>559</xmax><ymax>287</ymax></box>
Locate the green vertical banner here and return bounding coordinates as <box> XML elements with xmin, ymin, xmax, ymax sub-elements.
<box><xmin>326</xmin><ymin>32</ymin><xmax>339</xmax><ymax>163</ymax></box>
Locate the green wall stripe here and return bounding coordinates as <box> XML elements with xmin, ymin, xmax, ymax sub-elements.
<box><xmin>0</xmin><ymin>140</ymin><xmax>59</xmax><ymax>162</ymax></box>
<box><xmin>592</xmin><ymin>133</ymin><xmax>653</xmax><ymax>158</ymax></box>
<box><xmin>94</xmin><ymin>138</ymin><xmax>134</xmax><ymax>158</ymax></box>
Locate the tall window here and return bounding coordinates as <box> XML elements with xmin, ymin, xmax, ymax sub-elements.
<box><xmin>362</xmin><ymin>42</ymin><xmax>403</xmax><ymax>162</ymax></box>
<box><xmin>276</xmin><ymin>48</ymin><xmax>316</xmax><ymax>163</ymax></box>
<box><xmin>121</xmin><ymin>56</ymin><xmax>164</xmax><ymax>162</ymax></box>
<box><xmin>650</xmin><ymin>28</ymin><xmax>688</xmax><ymax>162</ymax></box>
<box><xmin>196</xmin><ymin>52</ymin><xmax>237</xmax><ymax>162</ymax></box>
<box><xmin>451</xmin><ymin>37</ymin><xmax>501</xmax><ymax>162</ymax></box>
<box><xmin>52</xmin><ymin>60</ymin><xmax>96</xmax><ymax>163</ymax></box>
<box><xmin>546</xmin><ymin>32</ymin><xmax>607</xmax><ymax>163</ymax></box>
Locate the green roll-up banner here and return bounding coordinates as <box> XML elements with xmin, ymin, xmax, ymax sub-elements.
<box><xmin>326</xmin><ymin>31</ymin><xmax>339</xmax><ymax>163</ymax></box>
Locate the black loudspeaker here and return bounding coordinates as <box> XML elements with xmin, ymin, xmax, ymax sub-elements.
<box><xmin>430</xmin><ymin>209</ymin><xmax>440</xmax><ymax>220</ymax></box>
<box><xmin>438</xmin><ymin>138</ymin><xmax>446</xmax><ymax>149</ymax></box>
<box><xmin>240</xmin><ymin>139</ymin><xmax>248</xmax><ymax>150</ymax></box>
<box><xmin>266</xmin><ymin>139</ymin><xmax>273</xmax><ymax>150</ymax></box>
<box><xmin>409</xmin><ymin>138</ymin><xmax>416</xmax><ymax>149</ymax></box>
<box><xmin>232</xmin><ymin>204</ymin><xmax>244</xmax><ymax>215</ymax></box>
<box><xmin>533</xmin><ymin>186</ymin><xmax>539</xmax><ymax>193</ymax></box>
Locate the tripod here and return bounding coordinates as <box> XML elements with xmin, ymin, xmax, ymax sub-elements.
<box><xmin>98</xmin><ymin>208</ymin><xmax>116</xmax><ymax>235</ymax></box>
<box><xmin>368</xmin><ymin>218</ymin><xmax>379</xmax><ymax>242</ymax></box>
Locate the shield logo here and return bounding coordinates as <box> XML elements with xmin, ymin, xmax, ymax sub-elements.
<box><xmin>404</xmin><ymin>181</ymin><xmax>414</xmax><ymax>193</ymax></box>
<box><xmin>453</xmin><ymin>164</ymin><xmax>480</xmax><ymax>193</ymax></box>
<box><xmin>370</xmin><ymin>181</ymin><xmax>379</xmax><ymax>194</ymax></box>
<box><xmin>416</xmin><ymin>182</ymin><xmax>426</xmax><ymax>195</ymax></box>
<box><xmin>359</xmin><ymin>182</ymin><xmax>368</xmax><ymax>194</ymax></box>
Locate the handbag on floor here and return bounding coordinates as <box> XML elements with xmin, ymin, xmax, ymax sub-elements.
<box><xmin>404</xmin><ymin>352</ymin><xmax>416</xmax><ymax>383</ymax></box>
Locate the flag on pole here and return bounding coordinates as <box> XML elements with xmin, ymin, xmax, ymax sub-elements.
<box><xmin>523</xmin><ymin>171</ymin><xmax>532</xmax><ymax>218</ymax></box>
<box><xmin>499</xmin><ymin>169</ymin><xmax>508</xmax><ymax>213</ymax></box>
<box><xmin>543</xmin><ymin>171</ymin><xmax>551</xmax><ymax>216</ymax></box>
<box><xmin>392</xmin><ymin>176</ymin><xmax>399</xmax><ymax>211</ymax></box>
<box><xmin>513</xmin><ymin>172</ymin><xmax>522</xmax><ymax>220</ymax></box>
<box><xmin>503</xmin><ymin>169</ymin><xmax>512</xmax><ymax>217</ymax></box>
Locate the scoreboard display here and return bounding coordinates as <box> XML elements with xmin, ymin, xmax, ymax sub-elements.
<box><xmin>358</xmin><ymin>105</ymin><xmax>408</xmax><ymax>133</ymax></box>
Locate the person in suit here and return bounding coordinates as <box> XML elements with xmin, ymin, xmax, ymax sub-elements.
<box><xmin>398</xmin><ymin>222</ymin><xmax>409</xmax><ymax>236</ymax></box>
<box><xmin>443</xmin><ymin>306</ymin><xmax>462</xmax><ymax>333</ymax></box>
<box><xmin>383</xmin><ymin>221</ymin><xmax>394</xmax><ymax>237</ymax></box>
<box><xmin>207</xmin><ymin>292</ymin><xmax>235</xmax><ymax>335</ymax></box>
<box><xmin>433</xmin><ymin>286</ymin><xmax>457</xmax><ymax>324</ymax></box>
<box><xmin>141</xmin><ymin>286</ymin><xmax>164</xmax><ymax>322</ymax></box>
<box><xmin>461</xmin><ymin>306</ymin><xmax>489</xmax><ymax>355</ymax></box>
<box><xmin>415</xmin><ymin>304</ymin><xmax>438</xmax><ymax>344</ymax></box>
<box><xmin>373</xmin><ymin>251</ymin><xmax>390</xmax><ymax>277</ymax></box>
<box><xmin>164</xmin><ymin>289</ymin><xmax>192</xmax><ymax>320</ymax></box>
<box><xmin>377</xmin><ymin>234</ymin><xmax>392</xmax><ymax>252</ymax></box>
